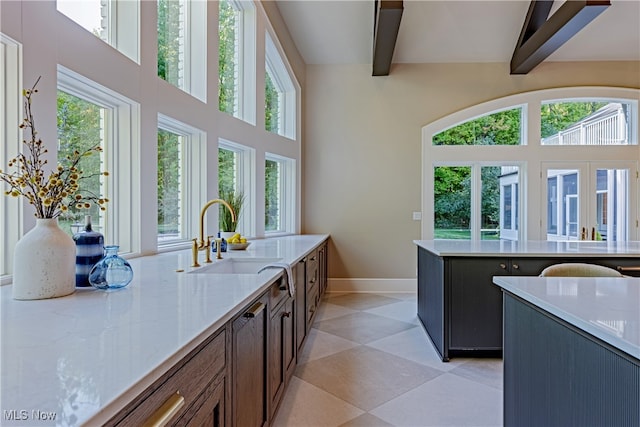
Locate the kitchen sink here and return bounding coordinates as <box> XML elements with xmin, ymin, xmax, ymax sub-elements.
<box><xmin>189</xmin><ymin>257</ymin><xmax>283</xmax><ymax>274</ymax></box>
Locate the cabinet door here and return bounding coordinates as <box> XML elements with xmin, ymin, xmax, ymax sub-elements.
<box><xmin>448</xmin><ymin>258</ymin><xmax>506</xmax><ymax>351</ymax></box>
<box><xmin>177</xmin><ymin>378</ymin><xmax>225</xmax><ymax>427</ymax></box>
<box><xmin>269</xmin><ymin>298</ymin><xmax>295</xmax><ymax>420</ymax></box>
<box><xmin>232</xmin><ymin>296</ymin><xmax>268</xmax><ymax>427</ymax></box>
<box><xmin>509</xmin><ymin>258</ymin><xmax>556</xmax><ymax>276</ymax></box>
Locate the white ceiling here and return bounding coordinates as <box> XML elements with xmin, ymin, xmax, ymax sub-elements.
<box><xmin>274</xmin><ymin>0</ymin><xmax>640</xmax><ymax>66</ymax></box>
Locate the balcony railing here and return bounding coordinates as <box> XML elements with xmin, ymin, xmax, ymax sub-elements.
<box><xmin>542</xmin><ymin>103</ymin><xmax>628</xmax><ymax>146</ymax></box>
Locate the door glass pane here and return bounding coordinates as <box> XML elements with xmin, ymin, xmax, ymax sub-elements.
<box><xmin>434</xmin><ymin>166</ymin><xmax>470</xmax><ymax>239</ymax></box>
<box><xmin>481</xmin><ymin>166</ymin><xmax>501</xmax><ymax>240</ymax></box>
<box><xmin>495</xmin><ymin>166</ymin><xmax>520</xmax><ymax>241</ymax></box>
<box><xmin>593</xmin><ymin>168</ymin><xmax>628</xmax><ymax>241</ymax></box>
<box><xmin>546</xmin><ymin>169</ymin><xmax>579</xmax><ymax>241</ymax></box>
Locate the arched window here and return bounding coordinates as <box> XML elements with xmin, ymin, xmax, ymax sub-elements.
<box><xmin>422</xmin><ymin>87</ymin><xmax>639</xmax><ymax>242</ymax></box>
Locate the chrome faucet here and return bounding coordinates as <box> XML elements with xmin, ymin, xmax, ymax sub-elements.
<box><xmin>192</xmin><ymin>199</ymin><xmax>236</xmax><ymax>267</ymax></box>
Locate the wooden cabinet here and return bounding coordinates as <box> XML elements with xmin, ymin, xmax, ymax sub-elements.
<box><xmin>232</xmin><ymin>295</ymin><xmax>269</xmax><ymax>427</ymax></box>
<box><xmin>417</xmin><ymin>246</ymin><xmax>640</xmax><ymax>361</ymax></box>
<box><xmin>107</xmin><ymin>329</ymin><xmax>227</xmax><ymax>427</ymax></box>
<box><xmin>268</xmin><ymin>277</ymin><xmax>296</xmax><ymax>420</ymax></box>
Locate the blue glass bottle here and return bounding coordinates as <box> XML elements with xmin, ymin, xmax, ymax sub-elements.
<box><xmin>88</xmin><ymin>245</ymin><xmax>133</xmax><ymax>290</ymax></box>
<box><xmin>73</xmin><ymin>215</ymin><xmax>104</xmax><ymax>287</ymax></box>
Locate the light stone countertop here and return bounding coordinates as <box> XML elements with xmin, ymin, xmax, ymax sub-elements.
<box><xmin>0</xmin><ymin>234</ymin><xmax>328</xmax><ymax>426</ymax></box>
<box><xmin>493</xmin><ymin>275</ymin><xmax>640</xmax><ymax>360</ymax></box>
<box><xmin>415</xmin><ymin>239</ymin><xmax>640</xmax><ymax>257</ymax></box>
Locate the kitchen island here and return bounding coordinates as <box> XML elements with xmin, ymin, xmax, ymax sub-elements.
<box><xmin>493</xmin><ymin>275</ymin><xmax>640</xmax><ymax>427</ymax></box>
<box><xmin>414</xmin><ymin>240</ymin><xmax>640</xmax><ymax>361</ymax></box>
<box><xmin>0</xmin><ymin>234</ymin><xmax>328</xmax><ymax>426</ymax></box>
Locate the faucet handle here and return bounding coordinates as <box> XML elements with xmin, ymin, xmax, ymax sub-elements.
<box><xmin>191</xmin><ymin>239</ymin><xmax>200</xmax><ymax>267</ymax></box>
<box><xmin>205</xmin><ymin>236</ymin><xmax>214</xmax><ymax>263</ymax></box>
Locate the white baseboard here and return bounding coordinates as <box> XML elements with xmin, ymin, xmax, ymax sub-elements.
<box><xmin>327</xmin><ymin>278</ymin><xmax>416</xmax><ymax>293</ymax></box>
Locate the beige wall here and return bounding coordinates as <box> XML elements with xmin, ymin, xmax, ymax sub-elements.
<box><xmin>302</xmin><ymin>61</ymin><xmax>640</xmax><ymax>280</ymax></box>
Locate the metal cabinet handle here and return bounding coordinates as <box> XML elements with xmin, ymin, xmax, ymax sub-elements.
<box><xmin>309</xmin><ymin>278</ymin><xmax>316</xmax><ymax>284</ymax></box>
<box><xmin>143</xmin><ymin>392</ymin><xmax>185</xmax><ymax>427</ymax></box>
<box><xmin>279</xmin><ymin>285</ymin><xmax>287</xmax><ymax>291</ymax></box>
<box><xmin>282</xmin><ymin>311</ymin><xmax>291</xmax><ymax>318</ymax></box>
<box><xmin>617</xmin><ymin>266</ymin><xmax>640</xmax><ymax>272</ymax></box>
<box><xmin>512</xmin><ymin>264</ymin><xmax>519</xmax><ymax>270</ymax></box>
<box><xmin>499</xmin><ymin>263</ymin><xmax>507</xmax><ymax>270</ymax></box>
<box><xmin>310</xmin><ymin>256</ymin><xmax>316</xmax><ymax>261</ymax></box>
<box><xmin>243</xmin><ymin>302</ymin><xmax>265</xmax><ymax>318</ymax></box>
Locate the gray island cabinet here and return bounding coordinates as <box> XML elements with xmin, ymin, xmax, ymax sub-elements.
<box><xmin>494</xmin><ymin>276</ymin><xmax>640</xmax><ymax>427</ymax></box>
<box><xmin>415</xmin><ymin>240</ymin><xmax>640</xmax><ymax>361</ymax></box>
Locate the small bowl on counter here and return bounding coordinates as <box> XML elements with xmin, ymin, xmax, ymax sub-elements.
<box><xmin>228</xmin><ymin>242</ymin><xmax>251</xmax><ymax>250</ymax></box>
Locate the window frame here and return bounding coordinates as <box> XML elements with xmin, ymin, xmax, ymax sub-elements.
<box><xmin>218</xmin><ymin>0</ymin><xmax>256</xmax><ymax>123</ymax></box>
<box><xmin>157</xmin><ymin>0</ymin><xmax>206</xmax><ymax>101</ymax></box>
<box><xmin>219</xmin><ymin>139</ymin><xmax>255</xmax><ymax>237</ymax></box>
<box><xmin>265</xmin><ymin>153</ymin><xmax>295</xmax><ymax>235</ymax></box>
<box><xmin>57</xmin><ymin>0</ymin><xmax>139</xmax><ymax>63</ymax></box>
<box><xmin>0</xmin><ymin>33</ymin><xmax>22</xmax><ymax>281</ymax></box>
<box><xmin>156</xmin><ymin>115</ymin><xmax>207</xmax><ymax>248</ymax></box>
<box><xmin>264</xmin><ymin>31</ymin><xmax>295</xmax><ymax>139</ymax></box>
<box><xmin>58</xmin><ymin>65</ymin><xmax>140</xmax><ymax>254</ymax></box>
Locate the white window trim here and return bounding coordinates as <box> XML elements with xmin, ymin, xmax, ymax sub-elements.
<box><xmin>265</xmin><ymin>153</ymin><xmax>295</xmax><ymax>235</ymax></box>
<box><xmin>219</xmin><ymin>139</ymin><xmax>256</xmax><ymax>237</ymax></box>
<box><xmin>58</xmin><ymin>65</ymin><xmax>140</xmax><ymax>254</ymax></box>
<box><xmin>157</xmin><ymin>115</ymin><xmax>207</xmax><ymax>249</ymax></box>
<box><xmin>265</xmin><ymin>31</ymin><xmax>295</xmax><ymax>139</ymax></box>
<box><xmin>0</xmin><ymin>33</ymin><xmax>22</xmax><ymax>282</ymax></box>
<box><xmin>422</xmin><ymin>87</ymin><xmax>640</xmax><ymax>241</ymax></box>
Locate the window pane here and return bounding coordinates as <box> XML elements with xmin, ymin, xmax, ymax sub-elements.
<box><xmin>218</xmin><ymin>148</ymin><xmax>236</xmax><ymax>195</ymax></box>
<box><xmin>219</xmin><ymin>0</ymin><xmax>238</xmax><ymax>114</ymax></box>
<box><xmin>265</xmin><ymin>159</ymin><xmax>280</xmax><ymax>231</ymax></box>
<box><xmin>57</xmin><ymin>91</ymin><xmax>105</xmax><ymax>236</ymax></box>
<box><xmin>157</xmin><ymin>0</ymin><xmax>183</xmax><ymax>87</ymax></box>
<box><xmin>433</xmin><ymin>108</ymin><xmax>522</xmax><ymax>146</ymax></box>
<box><xmin>434</xmin><ymin>166</ymin><xmax>470</xmax><ymax>239</ymax></box>
<box><xmin>57</xmin><ymin>0</ymin><xmax>104</xmax><ymax>38</ymax></box>
<box><xmin>541</xmin><ymin>101</ymin><xmax>635</xmax><ymax>145</ymax></box>
<box><xmin>265</xmin><ymin>69</ymin><xmax>280</xmax><ymax>133</ymax></box>
<box><xmin>157</xmin><ymin>129</ymin><xmax>182</xmax><ymax>241</ymax></box>
<box><xmin>593</xmin><ymin>168</ymin><xmax>628</xmax><ymax>241</ymax></box>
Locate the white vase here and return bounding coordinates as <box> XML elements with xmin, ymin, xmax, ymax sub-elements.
<box><xmin>220</xmin><ymin>231</ymin><xmax>237</xmax><ymax>240</ymax></box>
<box><xmin>12</xmin><ymin>218</ymin><xmax>76</xmax><ymax>300</ymax></box>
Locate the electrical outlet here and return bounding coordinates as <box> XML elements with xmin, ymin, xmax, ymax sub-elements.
<box><xmin>412</xmin><ymin>212</ymin><xmax>422</xmax><ymax>221</ymax></box>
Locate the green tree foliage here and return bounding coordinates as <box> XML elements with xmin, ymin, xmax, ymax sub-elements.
<box><xmin>57</xmin><ymin>91</ymin><xmax>102</xmax><ymax>230</ymax></box>
<box><xmin>219</xmin><ymin>0</ymin><xmax>236</xmax><ymax>113</ymax></box>
<box><xmin>434</xmin><ymin>166</ymin><xmax>470</xmax><ymax>229</ymax></box>
<box><xmin>540</xmin><ymin>101</ymin><xmax>607</xmax><ymax>138</ymax></box>
<box><xmin>218</xmin><ymin>148</ymin><xmax>236</xmax><ymax>195</ymax></box>
<box><xmin>157</xmin><ymin>129</ymin><xmax>180</xmax><ymax>234</ymax></box>
<box><xmin>265</xmin><ymin>159</ymin><xmax>279</xmax><ymax>230</ymax></box>
<box><xmin>157</xmin><ymin>0</ymin><xmax>182</xmax><ymax>84</ymax></box>
<box><xmin>265</xmin><ymin>71</ymin><xmax>279</xmax><ymax>133</ymax></box>
<box><xmin>433</xmin><ymin>109</ymin><xmax>521</xmax><ymax>146</ymax></box>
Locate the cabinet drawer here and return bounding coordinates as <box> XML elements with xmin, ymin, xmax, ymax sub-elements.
<box><xmin>269</xmin><ymin>276</ymin><xmax>288</xmax><ymax>312</ymax></box>
<box><xmin>116</xmin><ymin>330</ymin><xmax>226</xmax><ymax>426</ymax></box>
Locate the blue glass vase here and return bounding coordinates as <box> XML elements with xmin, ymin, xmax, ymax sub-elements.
<box><xmin>88</xmin><ymin>245</ymin><xmax>133</xmax><ymax>290</ymax></box>
<box><xmin>73</xmin><ymin>215</ymin><xmax>104</xmax><ymax>287</ymax></box>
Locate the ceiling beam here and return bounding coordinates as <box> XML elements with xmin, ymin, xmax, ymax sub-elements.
<box><xmin>511</xmin><ymin>0</ymin><xmax>610</xmax><ymax>75</ymax></box>
<box><xmin>372</xmin><ymin>0</ymin><xmax>404</xmax><ymax>76</ymax></box>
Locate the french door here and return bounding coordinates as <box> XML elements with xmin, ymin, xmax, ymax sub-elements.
<box><xmin>542</xmin><ymin>161</ymin><xmax>637</xmax><ymax>241</ymax></box>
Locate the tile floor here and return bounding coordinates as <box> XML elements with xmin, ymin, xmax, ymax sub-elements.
<box><xmin>272</xmin><ymin>292</ymin><xmax>503</xmax><ymax>427</ymax></box>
